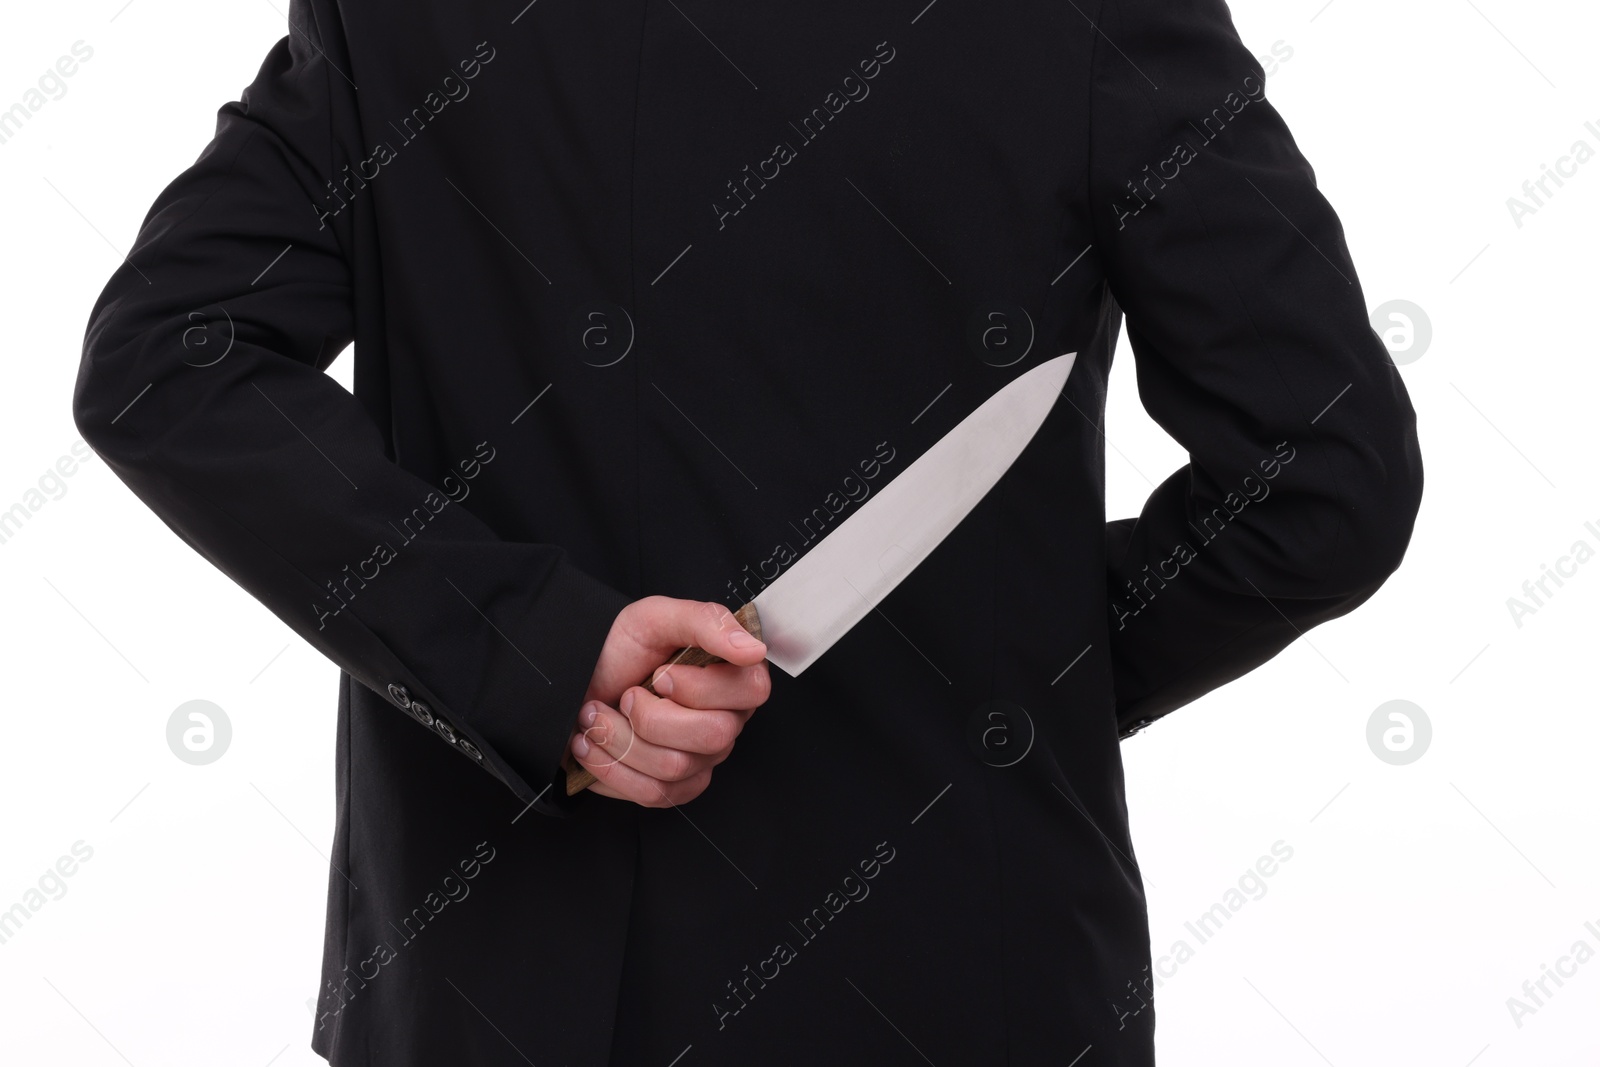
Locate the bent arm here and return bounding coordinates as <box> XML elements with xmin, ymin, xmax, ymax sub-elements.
<box><xmin>1087</xmin><ymin>0</ymin><xmax>1424</xmax><ymax>734</ymax></box>
<box><xmin>72</xmin><ymin>0</ymin><xmax>628</xmax><ymax>815</ymax></box>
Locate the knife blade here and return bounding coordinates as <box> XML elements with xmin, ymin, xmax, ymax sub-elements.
<box><xmin>567</xmin><ymin>351</ymin><xmax>1077</xmax><ymax>794</ymax></box>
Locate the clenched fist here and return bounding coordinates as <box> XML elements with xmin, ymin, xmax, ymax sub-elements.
<box><xmin>570</xmin><ymin>596</ymin><xmax>771</xmax><ymax>807</ymax></box>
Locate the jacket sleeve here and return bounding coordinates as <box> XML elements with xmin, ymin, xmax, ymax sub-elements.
<box><xmin>1086</xmin><ymin>0</ymin><xmax>1424</xmax><ymax>737</ymax></box>
<box><xmin>70</xmin><ymin>1</ymin><xmax>630</xmax><ymax>816</ymax></box>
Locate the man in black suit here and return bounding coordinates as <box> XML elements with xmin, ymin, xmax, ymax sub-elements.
<box><xmin>73</xmin><ymin>0</ymin><xmax>1422</xmax><ymax>1063</ymax></box>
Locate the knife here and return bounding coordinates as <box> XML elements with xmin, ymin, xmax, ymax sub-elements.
<box><xmin>566</xmin><ymin>351</ymin><xmax>1077</xmax><ymax>795</ymax></box>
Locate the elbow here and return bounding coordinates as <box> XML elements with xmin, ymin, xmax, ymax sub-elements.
<box><xmin>71</xmin><ymin>349</ymin><xmax>109</xmax><ymax>454</ymax></box>
<box><xmin>1338</xmin><ymin>498</ymin><xmax>1421</xmax><ymax>594</ymax></box>
<box><xmin>72</xmin><ymin>297</ymin><xmax>149</xmax><ymax>463</ymax></box>
<box><xmin>1245</xmin><ymin>428</ymin><xmax>1424</xmax><ymax>602</ymax></box>
<box><xmin>1323</xmin><ymin>436</ymin><xmax>1425</xmax><ymax>595</ymax></box>
<box><xmin>71</xmin><ymin>363</ymin><xmax>106</xmax><ymax>452</ymax></box>
<box><xmin>71</xmin><ymin>346</ymin><xmax>124</xmax><ymax>462</ymax></box>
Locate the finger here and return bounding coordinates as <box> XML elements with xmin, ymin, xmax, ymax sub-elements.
<box><xmin>656</xmin><ymin>600</ymin><xmax>766</xmax><ymax>667</ymax></box>
<box><xmin>584</xmin><ymin>696</ymin><xmax>713</xmax><ymax>782</ymax></box>
<box><xmin>648</xmin><ymin>660</ymin><xmax>771</xmax><ymax>713</ymax></box>
<box><xmin>571</xmin><ymin>731</ymin><xmax>712</xmax><ymax>808</ymax></box>
<box><xmin>570</xmin><ymin>700</ymin><xmax>636</xmax><ymax>775</ymax></box>
<box><xmin>570</xmin><ymin>719</ymin><xmax>659</xmax><ymax>803</ymax></box>
<box><xmin>623</xmin><ymin>685</ymin><xmax>746</xmax><ymax>757</ymax></box>
<box><xmin>585</xmin><ymin>770</ymin><xmax>713</xmax><ymax>807</ymax></box>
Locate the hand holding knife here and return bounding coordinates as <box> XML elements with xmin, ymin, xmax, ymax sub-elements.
<box><xmin>566</xmin><ymin>352</ymin><xmax>1077</xmax><ymax>798</ymax></box>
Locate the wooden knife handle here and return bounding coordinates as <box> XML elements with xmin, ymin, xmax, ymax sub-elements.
<box><xmin>564</xmin><ymin>602</ymin><xmax>763</xmax><ymax>797</ymax></box>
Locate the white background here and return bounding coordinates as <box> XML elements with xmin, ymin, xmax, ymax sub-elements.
<box><xmin>1</xmin><ymin>1</ymin><xmax>1595</xmax><ymax>1064</ymax></box>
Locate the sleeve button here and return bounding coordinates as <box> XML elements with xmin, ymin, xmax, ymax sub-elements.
<box><xmin>411</xmin><ymin>701</ymin><xmax>435</xmax><ymax>727</ymax></box>
<box><xmin>457</xmin><ymin>739</ymin><xmax>483</xmax><ymax>761</ymax></box>
<box><xmin>387</xmin><ymin>683</ymin><xmax>411</xmax><ymax>708</ymax></box>
<box><xmin>434</xmin><ymin>719</ymin><xmax>457</xmax><ymax>744</ymax></box>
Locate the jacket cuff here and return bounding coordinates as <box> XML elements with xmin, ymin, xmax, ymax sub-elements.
<box><xmin>469</xmin><ymin>558</ymin><xmax>632</xmax><ymax>816</ymax></box>
<box><xmin>368</xmin><ymin>555</ymin><xmax>631</xmax><ymax>818</ymax></box>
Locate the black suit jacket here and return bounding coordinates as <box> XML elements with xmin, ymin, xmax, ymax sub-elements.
<box><xmin>73</xmin><ymin>0</ymin><xmax>1422</xmax><ymax>1063</ymax></box>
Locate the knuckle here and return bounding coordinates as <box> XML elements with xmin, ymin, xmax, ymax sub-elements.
<box><xmin>697</xmin><ymin>599</ymin><xmax>732</xmax><ymax>632</ymax></box>
<box><xmin>625</xmin><ymin>596</ymin><xmax>674</xmax><ymax>651</ymax></box>
<box><xmin>626</xmin><ymin>690</ymin><xmax>653</xmax><ymax>735</ymax></box>
<box><xmin>662</xmin><ymin>666</ymin><xmax>703</xmax><ymax>707</ymax></box>
<box><xmin>582</xmin><ymin>750</ymin><xmax>613</xmax><ymax>780</ymax></box>
<box><xmin>683</xmin><ymin>770</ymin><xmax>713</xmax><ymax>803</ymax></box>
<box><xmin>617</xmin><ymin>599</ymin><xmax>653</xmax><ymax>641</ymax></box>
<box><xmin>661</xmin><ymin>777</ymin><xmax>704</xmax><ymax>806</ymax></box>
<box><xmin>657</xmin><ymin>750</ymin><xmax>695</xmax><ymax>782</ymax></box>
<box><xmin>705</xmin><ymin>714</ymin><xmax>740</xmax><ymax>751</ymax></box>
<box><xmin>710</xmin><ymin>738</ymin><xmax>737</xmax><ymax>767</ymax></box>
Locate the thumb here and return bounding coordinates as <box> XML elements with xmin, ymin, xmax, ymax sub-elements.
<box><xmin>676</xmin><ymin>599</ymin><xmax>766</xmax><ymax>666</ymax></box>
